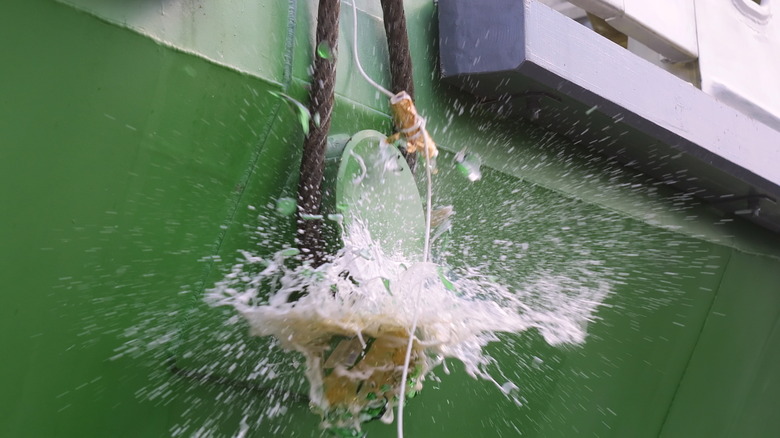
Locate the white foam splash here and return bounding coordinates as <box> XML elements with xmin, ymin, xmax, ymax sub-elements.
<box><xmin>207</xmin><ymin>219</ymin><xmax>612</xmax><ymax>433</ymax></box>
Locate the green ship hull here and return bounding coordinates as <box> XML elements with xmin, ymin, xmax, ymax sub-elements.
<box><xmin>2</xmin><ymin>1</ymin><xmax>779</xmax><ymax>437</ymax></box>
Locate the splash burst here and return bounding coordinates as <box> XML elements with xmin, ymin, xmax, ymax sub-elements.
<box><xmin>208</xmin><ymin>219</ymin><xmax>612</xmax><ymax>435</ymax></box>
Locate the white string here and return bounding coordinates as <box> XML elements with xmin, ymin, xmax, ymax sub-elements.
<box><xmin>397</xmin><ymin>118</ymin><xmax>433</xmax><ymax>438</ymax></box>
<box><xmin>349</xmin><ymin>150</ymin><xmax>368</xmax><ymax>184</ymax></box>
<box><xmin>347</xmin><ymin>0</ymin><xmax>395</xmax><ymax>98</ymax></box>
<box><xmin>344</xmin><ymin>3</ymin><xmax>430</xmax><ymax>436</ymax></box>
<box><xmin>420</xmin><ymin>120</ymin><xmax>433</xmax><ymax>263</ymax></box>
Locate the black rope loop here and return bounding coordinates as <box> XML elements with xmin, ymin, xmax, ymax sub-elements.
<box><xmin>295</xmin><ymin>0</ymin><xmax>417</xmax><ymax>264</ymax></box>
<box><xmin>380</xmin><ymin>0</ymin><xmax>417</xmax><ymax>171</ymax></box>
<box><xmin>295</xmin><ymin>0</ymin><xmax>341</xmax><ymax>267</ymax></box>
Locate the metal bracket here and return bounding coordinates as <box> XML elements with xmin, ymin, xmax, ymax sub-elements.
<box><xmin>438</xmin><ymin>0</ymin><xmax>780</xmax><ymax>232</ymax></box>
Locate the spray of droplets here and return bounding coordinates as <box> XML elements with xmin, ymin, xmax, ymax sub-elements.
<box><xmin>207</xmin><ymin>215</ymin><xmax>612</xmax><ymax>434</ymax></box>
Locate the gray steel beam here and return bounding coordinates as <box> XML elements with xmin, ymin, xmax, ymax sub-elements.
<box><xmin>439</xmin><ymin>0</ymin><xmax>780</xmax><ymax>232</ymax></box>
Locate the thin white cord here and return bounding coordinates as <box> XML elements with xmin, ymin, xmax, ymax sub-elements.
<box><xmin>344</xmin><ymin>3</ymin><xmax>427</xmax><ymax>436</ymax></box>
<box><xmin>397</xmin><ymin>120</ymin><xmax>433</xmax><ymax>438</ymax></box>
<box><xmin>349</xmin><ymin>150</ymin><xmax>368</xmax><ymax>184</ymax></box>
<box><xmin>348</xmin><ymin>0</ymin><xmax>395</xmax><ymax>98</ymax></box>
<box><xmin>421</xmin><ymin>120</ymin><xmax>433</xmax><ymax>263</ymax></box>
<box><xmin>397</xmin><ymin>297</ymin><xmax>420</xmax><ymax>438</ymax></box>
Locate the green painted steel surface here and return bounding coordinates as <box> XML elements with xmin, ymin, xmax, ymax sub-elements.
<box><xmin>2</xmin><ymin>0</ymin><xmax>779</xmax><ymax>437</ymax></box>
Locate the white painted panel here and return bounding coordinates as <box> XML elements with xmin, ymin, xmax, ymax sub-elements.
<box><xmin>566</xmin><ymin>0</ymin><xmax>623</xmax><ymax>19</ymax></box>
<box><xmin>615</xmin><ymin>0</ymin><xmax>698</xmax><ymax>62</ymax></box>
<box><xmin>695</xmin><ymin>0</ymin><xmax>780</xmax><ymax>132</ymax></box>
<box><xmin>567</xmin><ymin>0</ymin><xmax>698</xmax><ymax>62</ymax></box>
<box><xmin>537</xmin><ymin>0</ymin><xmax>588</xmax><ymax>20</ymax></box>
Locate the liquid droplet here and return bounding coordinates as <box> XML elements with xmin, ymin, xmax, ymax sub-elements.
<box><xmin>269</xmin><ymin>91</ymin><xmax>311</xmax><ymax>135</ymax></box>
<box><xmin>381</xmin><ymin>277</ymin><xmax>392</xmax><ymax>294</ymax></box>
<box><xmin>275</xmin><ymin>197</ymin><xmax>297</xmax><ymax>216</ymax></box>
<box><xmin>278</xmin><ymin>247</ymin><xmax>300</xmax><ymax>257</ymax></box>
<box><xmin>437</xmin><ymin>267</ymin><xmax>457</xmax><ymax>292</ymax></box>
<box><xmin>455</xmin><ymin>150</ymin><xmax>482</xmax><ymax>182</ymax></box>
<box><xmin>316</xmin><ymin>41</ymin><xmax>334</xmax><ymax>60</ymax></box>
<box><xmin>183</xmin><ymin>65</ymin><xmax>197</xmax><ymax>77</ymax></box>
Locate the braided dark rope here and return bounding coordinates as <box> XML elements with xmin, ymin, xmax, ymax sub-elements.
<box><xmin>380</xmin><ymin>0</ymin><xmax>417</xmax><ymax>171</ymax></box>
<box><xmin>296</xmin><ymin>0</ymin><xmax>340</xmax><ymax>267</ymax></box>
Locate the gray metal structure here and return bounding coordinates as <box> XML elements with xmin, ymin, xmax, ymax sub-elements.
<box><xmin>438</xmin><ymin>0</ymin><xmax>780</xmax><ymax>233</ymax></box>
